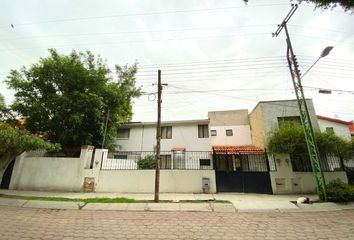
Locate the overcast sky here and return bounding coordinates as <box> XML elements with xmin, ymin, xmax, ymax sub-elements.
<box><xmin>0</xmin><ymin>0</ymin><xmax>353</xmax><ymax>122</ymax></box>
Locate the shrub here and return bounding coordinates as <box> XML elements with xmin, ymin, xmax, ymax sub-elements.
<box><xmin>137</xmin><ymin>155</ymin><xmax>156</xmax><ymax>169</ymax></box>
<box><xmin>326</xmin><ymin>179</ymin><xmax>354</xmax><ymax>202</ymax></box>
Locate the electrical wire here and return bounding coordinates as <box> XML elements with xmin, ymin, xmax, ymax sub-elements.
<box><xmin>0</xmin><ymin>3</ymin><xmax>288</xmax><ymax>29</ymax></box>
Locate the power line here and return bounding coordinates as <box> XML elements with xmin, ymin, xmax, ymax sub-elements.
<box><xmin>0</xmin><ymin>32</ymin><xmax>272</xmax><ymax>52</ymax></box>
<box><xmin>0</xmin><ymin>3</ymin><xmax>288</xmax><ymax>29</ymax></box>
<box><xmin>0</xmin><ymin>24</ymin><xmax>276</xmax><ymax>42</ymax></box>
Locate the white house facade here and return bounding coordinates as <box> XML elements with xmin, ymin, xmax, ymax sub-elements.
<box><xmin>317</xmin><ymin>115</ymin><xmax>352</xmax><ymax>141</ymax></box>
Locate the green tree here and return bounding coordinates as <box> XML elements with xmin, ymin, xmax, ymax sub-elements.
<box><xmin>6</xmin><ymin>49</ymin><xmax>140</xmax><ymax>155</ymax></box>
<box><xmin>267</xmin><ymin>121</ymin><xmax>353</xmax><ymax>160</ymax></box>
<box><xmin>244</xmin><ymin>0</ymin><xmax>353</xmax><ymax>11</ymax></box>
<box><xmin>0</xmin><ymin>93</ymin><xmax>60</xmax><ymax>182</ymax></box>
<box><xmin>0</xmin><ymin>122</ymin><xmax>60</xmax><ymax>183</ymax></box>
<box><xmin>137</xmin><ymin>155</ymin><xmax>156</xmax><ymax>169</ymax></box>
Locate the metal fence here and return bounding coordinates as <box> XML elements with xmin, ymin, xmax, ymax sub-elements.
<box><xmin>102</xmin><ymin>151</ymin><xmax>213</xmax><ymax>170</ymax></box>
<box><xmin>290</xmin><ymin>153</ymin><xmax>344</xmax><ymax>172</ymax></box>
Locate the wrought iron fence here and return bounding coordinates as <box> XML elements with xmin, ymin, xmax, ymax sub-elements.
<box><xmin>102</xmin><ymin>151</ymin><xmax>213</xmax><ymax>170</ymax></box>
<box><xmin>290</xmin><ymin>153</ymin><xmax>344</xmax><ymax>172</ymax></box>
<box><xmin>213</xmin><ymin>153</ymin><xmax>269</xmax><ymax>172</ymax></box>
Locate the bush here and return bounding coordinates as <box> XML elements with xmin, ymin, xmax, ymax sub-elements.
<box><xmin>326</xmin><ymin>179</ymin><xmax>354</xmax><ymax>202</ymax></box>
<box><xmin>137</xmin><ymin>155</ymin><xmax>156</xmax><ymax>169</ymax></box>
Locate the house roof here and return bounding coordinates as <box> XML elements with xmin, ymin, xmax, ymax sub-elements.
<box><xmin>122</xmin><ymin>119</ymin><xmax>209</xmax><ymax>127</ymax></box>
<box><xmin>212</xmin><ymin>146</ymin><xmax>264</xmax><ymax>154</ymax></box>
<box><xmin>317</xmin><ymin>115</ymin><xmax>352</xmax><ymax>125</ymax></box>
<box><xmin>249</xmin><ymin>98</ymin><xmax>313</xmax><ymax>115</ymax></box>
<box><xmin>349</xmin><ymin>123</ymin><xmax>354</xmax><ymax>134</ymax></box>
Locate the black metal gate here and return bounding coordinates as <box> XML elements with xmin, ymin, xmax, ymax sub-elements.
<box><xmin>214</xmin><ymin>153</ymin><xmax>272</xmax><ymax>194</ymax></box>
<box><xmin>0</xmin><ymin>160</ymin><xmax>15</xmax><ymax>189</ymax></box>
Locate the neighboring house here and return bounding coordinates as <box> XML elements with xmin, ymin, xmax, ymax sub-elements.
<box><xmin>208</xmin><ymin>109</ymin><xmax>253</xmax><ymax>146</ymax></box>
<box><xmin>348</xmin><ymin>121</ymin><xmax>354</xmax><ymax>140</ymax></box>
<box><xmin>116</xmin><ymin>119</ymin><xmax>211</xmax><ymax>152</ymax></box>
<box><xmin>110</xmin><ymin>119</ymin><xmax>213</xmax><ymax>171</ymax></box>
<box><xmin>249</xmin><ymin>99</ymin><xmax>348</xmax><ymax>194</ymax></box>
<box><xmin>208</xmin><ymin>110</ymin><xmax>272</xmax><ymax>193</ymax></box>
<box><xmin>317</xmin><ymin>115</ymin><xmax>352</xmax><ymax>141</ymax></box>
<box><xmin>249</xmin><ymin>99</ymin><xmax>319</xmax><ymax>149</ymax></box>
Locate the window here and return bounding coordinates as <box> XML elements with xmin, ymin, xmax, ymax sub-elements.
<box><xmin>210</xmin><ymin>130</ymin><xmax>217</xmax><ymax>136</ymax></box>
<box><xmin>113</xmin><ymin>154</ymin><xmax>128</xmax><ymax>159</ymax></box>
<box><xmin>117</xmin><ymin>128</ymin><xmax>130</xmax><ymax>139</ymax></box>
<box><xmin>326</xmin><ymin>127</ymin><xmax>334</xmax><ymax>134</ymax></box>
<box><xmin>198</xmin><ymin>124</ymin><xmax>209</xmax><ymax>138</ymax></box>
<box><xmin>161</xmin><ymin>126</ymin><xmax>172</xmax><ymax>139</ymax></box>
<box><xmin>173</xmin><ymin>150</ymin><xmax>185</xmax><ymax>169</ymax></box>
<box><xmin>160</xmin><ymin>155</ymin><xmax>172</xmax><ymax>169</ymax></box>
<box><xmin>278</xmin><ymin>116</ymin><xmax>301</xmax><ymax>129</ymax></box>
<box><xmin>226</xmin><ymin>129</ymin><xmax>233</xmax><ymax>136</ymax></box>
<box><xmin>199</xmin><ymin>159</ymin><xmax>211</xmax><ymax>169</ymax></box>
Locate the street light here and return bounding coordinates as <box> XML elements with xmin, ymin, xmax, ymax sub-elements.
<box><xmin>301</xmin><ymin>46</ymin><xmax>334</xmax><ymax>79</ymax></box>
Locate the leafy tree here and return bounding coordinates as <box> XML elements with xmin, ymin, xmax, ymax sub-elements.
<box><xmin>6</xmin><ymin>49</ymin><xmax>140</xmax><ymax>155</ymax></box>
<box><xmin>243</xmin><ymin>0</ymin><xmax>354</xmax><ymax>11</ymax></box>
<box><xmin>267</xmin><ymin>121</ymin><xmax>353</xmax><ymax>160</ymax></box>
<box><xmin>0</xmin><ymin>93</ymin><xmax>60</xmax><ymax>182</ymax></box>
<box><xmin>0</xmin><ymin>123</ymin><xmax>60</xmax><ymax>184</ymax></box>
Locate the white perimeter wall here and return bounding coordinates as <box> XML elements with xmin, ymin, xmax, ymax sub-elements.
<box><xmin>10</xmin><ymin>155</ymin><xmax>83</xmax><ymax>192</ymax></box>
<box><xmin>96</xmin><ymin>170</ymin><xmax>216</xmax><ymax>193</ymax></box>
<box><xmin>270</xmin><ymin>153</ymin><xmax>348</xmax><ymax>194</ymax></box>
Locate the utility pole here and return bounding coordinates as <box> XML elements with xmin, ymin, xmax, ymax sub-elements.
<box><xmin>101</xmin><ymin>109</ymin><xmax>110</xmax><ymax>149</ymax></box>
<box><xmin>273</xmin><ymin>4</ymin><xmax>327</xmax><ymax>200</ymax></box>
<box><xmin>154</xmin><ymin>70</ymin><xmax>162</xmax><ymax>202</ymax></box>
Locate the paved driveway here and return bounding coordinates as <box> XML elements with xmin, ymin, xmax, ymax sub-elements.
<box><xmin>1</xmin><ymin>205</ymin><xmax>354</xmax><ymax>240</ymax></box>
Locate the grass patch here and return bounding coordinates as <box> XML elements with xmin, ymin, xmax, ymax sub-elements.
<box><xmin>0</xmin><ymin>194</ymin><xmax>231</xmax><ymax>204</ymax></box>
<box><xmin>0</xmin><ymin>194</ymin><xmax>138</xmax><ymax>203</ymax></box>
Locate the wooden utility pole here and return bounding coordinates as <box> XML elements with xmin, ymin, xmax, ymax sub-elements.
<box><xmin>154</xmin><ymin>70</ymin><xmax>162</xmax><ymax>202</ymax></box>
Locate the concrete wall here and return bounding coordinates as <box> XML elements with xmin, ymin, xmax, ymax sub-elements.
<box><xmin>208</xmin><ymin>109</ymin><xmax>252</xmax><ymax>146</ymax></box>
<box><xmin>210</xmin><ymin>125</ymin><xmax>253</xmax><ymax>146</ymax></box>
<box><xmin>318</xmin><ymin>118</ymin><xmax>352</xmax><ymax>141</ymax></box>
<box><xmin>96</xmin><ymin>170</ymin><xmax>216</xmax><ymax>193</ymax></box>
<box><xmin>208</xmin><ymin>109</ymin><xmax>250</xmax><ymax>126</ymax></box>
<box><xmin>270</xmin><ymin>153</ymin><xmax>348</xmax><ymax>194</ymax></box>
<box><xmin>9</xmin><ymin>147</ymin><xmax>93</xmax><ymax>192</ymax></box>
<box><xmin>10</xmin><ymin>156</ymin><xmax>83</xmax><ymax>192</ymax></box>
<box><xmin>117</xmin><ymin>121</ymin><xmax>211</xmax><ymax>151</ymax></box>
<box><xmin>249</xmin><ymin>104</ymin><xmax>265</xmax><ymax>148</ymax></box>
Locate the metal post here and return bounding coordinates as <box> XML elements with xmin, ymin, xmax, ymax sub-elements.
<box><xmin>154</xmin><ymin>70</ymin><xmax>162</xmax><ymax>202</ymax></box>
<box><xmin>273</xmin><ymin>4</ymin><xmax>327</xmax><ymax>200</ymax></box>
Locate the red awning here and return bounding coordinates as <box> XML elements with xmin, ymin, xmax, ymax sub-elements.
<box><xmin>212</xmin><ymin>146</ymin><xmax>264</xmax><ymax>155</ymax></box>
<box><xmin>171</xmin><ymin>147</ymin><xmax>186</xmax><ymax>151</ymax></box>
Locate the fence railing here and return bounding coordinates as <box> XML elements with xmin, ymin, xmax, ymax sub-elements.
<box><xmin>290</xmin><ymin>153</ymin><xmax>344</xmax><ymax>172</ymax></box>
<box><xmin>102</xmin><ymin>151</ymin><xmax>213</xmax><ymax>170</ymax></box>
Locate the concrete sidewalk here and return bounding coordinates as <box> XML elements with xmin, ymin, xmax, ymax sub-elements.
<box><xmin>1</xmin><ymin>189</ymin><xmax>354</xmax><ymax>212</ymax></box>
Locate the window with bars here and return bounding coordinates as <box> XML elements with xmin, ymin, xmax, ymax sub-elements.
<box><xmin>160</xmin><ymin>155</ymin><xmax>172</xmax><ymax>169</ymax></box>
<box><xmin>226</xmin><ymin>129</ymin><xmax>233</xmax><ymax>136</ymax></box>
<box><xmin>173</xmin><ymin>150</ymin><xmax>185</xmax><ymax>169</ymax></box>
<box><xmin>198</xmin><ymin>125</ymin><xmax>209</xmax><ymax>138</ymax></box>
<box><xmin>210</xmin><ymin>130</ymin><xmax>217</xmax><ymax>136</ymax></box>
<box><xmin>199</xmin><ymin>159</ymin><xmax>211</xmax><ymax>169</ymax></box>
<box><xmin>277</xmin><ymin>116</ymin><xmax>301</xmax><ymax>129</ymax></box>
